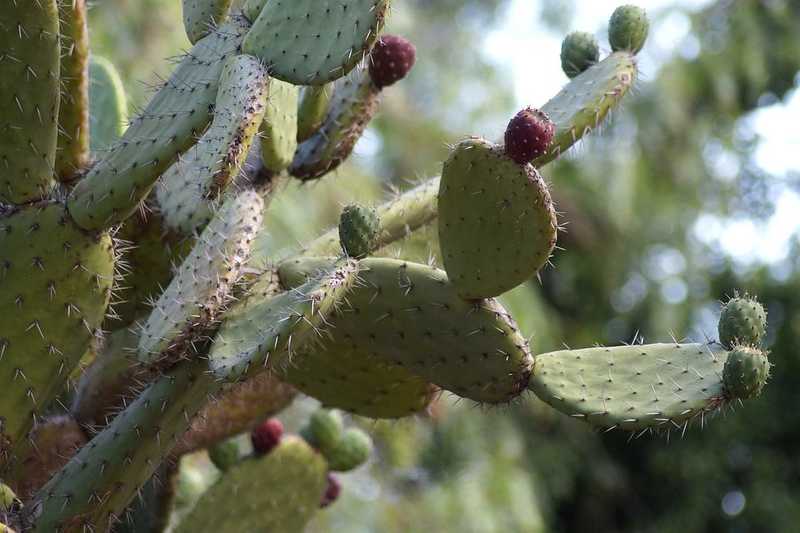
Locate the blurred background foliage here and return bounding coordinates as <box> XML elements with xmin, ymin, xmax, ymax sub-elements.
<box><xmin>89</xmin><ymin>0</ymin><xmax>800</xmax><ymax>531</ymax></box>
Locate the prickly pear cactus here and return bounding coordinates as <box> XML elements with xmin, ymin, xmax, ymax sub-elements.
<box><xmin>0</xmin><ymin>3</ymin><xmax>776</xmax><ymax>531</ymax></box>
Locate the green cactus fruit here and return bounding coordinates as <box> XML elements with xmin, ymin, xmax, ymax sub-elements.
<box><xmin>260</xmin><ymin>79</ymin><xmax>299</xmax><ymax>173</ymax></box>
<box><xmin>183</xmin><ymin>0</ymin><xmax>233</xmax><ymax>44</ymax></box>
<box><xmin>326</xmin><ymin>428</ymin><xmax>372</xmax><ymax>472</ymax></box>
<box><xmin>55</xmin><ymin>0</ymin><xmax>90</xmax><ymax>182</ymax></box>
<box><xmin>0</xmin><ymin>483</ymin><xmax>18</xmax><ymax>512</ymax></box>
<box><xmin>175</xmin><ymin>436</ymin><xmax>328</xmax><ymax>533</ymax></box>
<box><xmin>438</xmin><ymin>137</ymin><xmax>558</xmax><ymax>299</ymax></box>
<box><xmin>157</xmin><ymin>54</ymin><xmax>269</xmax><ymax>235</ymax></box>
<box><xmin>29</xmin><ymin>359</ymin><xmax>219</xmax><ymax>532</ymax></box>
<box><xmin>609</xmin><ymin>5</ymin><xmax>649</xmax><ymax>54</ymax></box>
<box><xmin>718</xmin><ymin>294</ymin><xmax>767</xmax><ymax>349</ymax></box>
<box><xmin>296</xmin><ymin>177</ymin><xmax>440</xmax><ymax>262</ymax></box>
<box><xmin>534</xmin><ymin>51</ymin><xmax>637</xmax><ymax>167</ymax></box>
<box><xmin>209</xmin><ymin>259</ymin><xmax>360</xmax><ymax>382</ymax></box>
<box><xmin>138</xmin><ymin>190</ymin><xmax>263</xmax><ymax>364</ymax></box>
<box><xmin>242</xmin><ymin>0</ymin><xmax>390</xmax><ymax>85</ymax></box>
<box><xmin>529</xmin><ymin>343</ymin><xmax>735</xmax><ymax>432</ymax></box>
<box><xmin>67</xmin><ymin>15</ymin><xmax>250</xmax><ymax>230</ymax></box>
<box><xmin>723</xmin><ymin>345</ymin><xmax>770</xmax><ymax>400</ymax></box>
<box><xmin>560</xmin><ymin>31</ymin><xmax>600</xmax><ymax>78</ymax></box>
<box><xmin>290</xmin><ymin>68</ymin><xmax>380</xmax><ymax>180</ymax></box>
<box><xmin>279</xmin><ymin>257</ymin><xmax>534</xmax><ymax>404</ymax></box>
<box><xmin>208</xmin><ymin>439</ymin><xmax>240</xmax><ymax>472</ymax></box>
<box><xmin>175</xmin><ymin>371</ymin><xmax>297</xmax><ymax>455</ymax></box>
<box><xmin>305</xmin><ymin>410</ymin><xmax>344</xmax><ymax>453</ymax></box>
<box><xmin>0</xmin><ymin>204</ymin><xmax>114</xmax><ymax>463</ymax></box>
<box><xmin>0</xmin><ymin>0</ymin><xmax>59</xmax><ymax>203</ymax></box>
<box><xmin>339</xmin><ymin>204</ymin><xmax>380</xmax><ymax>258</ymax></box>
<box><xmin>297</xmin><ymin>85</ymin><xmax>333</xmax><ymax>142</ymax></box>
<box><xmin>88</xmin><ymin>56</ymin><xmax>128</xmax><ymax>153</ymax></box>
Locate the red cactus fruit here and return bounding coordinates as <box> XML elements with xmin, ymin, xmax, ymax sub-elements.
<box><xmin>504</xmin><ymin>107</ymin><xmax>556</xmax><ymax>164</ymax></box>
<box><xmin>369</xmin><ymin>35</ymin><xmax>416</xmax><ymax>89</ymax></box>
<box><xmin>319</xmin><ymin>474</ymin><xmax>342</xmax><ymax>508</ymax></box>
<box><xmin>250</xmin><ymin>418</ymin><xmax>283</xmax><ymax>455</ymax></box>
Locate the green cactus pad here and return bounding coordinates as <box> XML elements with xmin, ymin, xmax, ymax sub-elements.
<box><xmin>534</xmin><ymin>51</ymin><xmax>637</xmax><ymax>167</ymax></box>
<box><xmin>0</xmin><ymin>204</ymin><xmax>114</xmax><ymax>461</ymax></box>
<box><xmin>560</xmin><ymin>31</ymin><xmax>600</xmax><ymax>78</ymax></box>
<box><xmin>183</xmin><ymin>0</ymin><xmax>233</xmax><ymax>44</ymax></box>
<box><xmin>305</xmin><ymin>410</ymin><xmax>344</xmax><ymax>453</ymax></box>
<box><xmin>242</xmin><ymin>0</ymin><xmax>390</xmax><ymax>85</ymax></box>
<box><xmin>529</xmin><ymin>343</ymin><xmax>733</xmax><ymax>432</ymax></box>
<box><xmin>289</xmin><ymin>68</ymin><xmax>379</xmax><ymax>180</ymax></box>
<box><xmin>88</xmin><ymin>56</ymin><xmax>128</xmax><ymax>153</ymax></box>
<box><xmin>209</xmin><ymin>260</ymin><xmax>360</xmax><ymax>381</ymax></box>
<box><xmin>609</xmin><ymin>5</ymin><xmax>649</xmax><ymax>54</ymax></box>
<box><xmin>0</xmin><ymin>0</ymin><xmax>59</xmax><ymax>203</ymax></box>
<box><xmin>29</xmin><ymin>359</ymin><xmax>218</xmax><ymax>532</ymax></box>
<box><xmin>722</xmin><ymin>346</ymin><xmax>770</xmax><ymax>400</ymax></box>
<box><xmin>279</xmin><ymin>257</ymin><xmax>534</xmax><ymax>404</ymax></box>
<box><xmin>138</xmin><ymin>190</ymin><xmax>264</xmax><ymax>363</ymax></box>
<box><xmin>260</xmin><ymin>79</ymin><xmax>299</xmax><ymax>173</ymax></box>
<box><xmin>339</xmin><ymin>204</ymin><xmax>380</xmax><ymax>258</ymax></box>
<box><xmin>297</xmin><ymin>84</ymin><xmax>333</xmax><ymax>142</ymax></box>
<box><xmin>67</xmin><ymin>15</ymin><xmax>250</xmax><ymax>230</ymax></box>
<box><xmin>157</xmin><ymin>54</ymin><xmax>269</xmax><ymax>235</ymax></box>
<box><xmin>326</xmin><ymin>428</ymin><xmax>372</xmax><ymax>472</ymax></box>
<box><xmin>242</xmin><ymin>0</ymin><xmax>267</xmax><ymax>21</ymax></box>
<box><xmin>55</xmin><ymin>0</ymin><xmax>90</xmax><ymax>182</ymax></box>
<box><xmin>438</xmin><ymin>138</ymin><xmax>558</xmax><ymax>299</ymax></box>
<box><xmin>718</xmin><ymin>294</ymin><xmax>767</xmax><ymax>349</ymax></box>
<box><xmin>175</xmin><ymin>436</ymin><xmax>327</xmax><ymax>533</ymax></box>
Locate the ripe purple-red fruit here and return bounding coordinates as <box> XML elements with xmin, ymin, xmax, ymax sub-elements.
<box><xmin>250</xmin><ymin>418</ymin><xmax>283</xmax><ymax>455</ymax></box>
<box><xmin>319</xmin><ymin>474</ymin><xmax>342</xmax><ymax>508</ymax></box>
<box><xmin>369</xmin><ymin>35</ymin><xmax>416</xmax><ymax>89</ymax></box>
<box><xmin>504</xmin><ymin>107</ymin><xmax>556</xmax><ymax>164</ymax></box>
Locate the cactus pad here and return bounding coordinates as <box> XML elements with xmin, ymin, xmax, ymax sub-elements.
<box><xmin>242</xmin><ymin>0</ymin><xmax>390</xmax><ymax>85</ymax></box>
<box><xmin>260</xmin><ymin>79</ymin><xmax>299</xmax><ymax>173</ymax></box>
<box><xmin>68</xmin><ymin>15</ymin><xmax>250</xmax><ymax>230</ymax></box>
<box><xmin>718</xmin><ymin>294</ymin><xmax>767</xmax><ymax>349</ymax></box>
<box><xmin>183</xmin><ymin>0</ymin><xmax>233</xmax><ymax>44</ymax></box>
<box><xmin>297</xmin><ymin>85</ymin><xmax>333</xmax><ymax>142</ymax></box>
<box><xmin>88</xmin><ymin>56</ymin><xmax>128</xmax><ymax>153</ymax></box>
<box><xmin>280</xmin><ymin>257</ymin><xmax>534</xmax><ymax>403</ymax></box>
<box><xmin>137</xmin><ymin>190</ymin><xmax>264</xmax><ymax>363</ymax></box>
<box><xmin>290</xmin><ymin>68</ymin><xmax>379</xmax><ymax>180</ymax></box>
<box><xmin>157</xmin><ymin>54</ymin><xmax>269</xmax><ymax>235</ymax></box>
<box><xmin>722</xmin><ymin>346</ymin><xmax>770</xmax><ymax>400</ymax></box>
<box><xmin>438</xmin><ymin>138</ymin><xmax>558</xmax><ymax>299</ymax></box>
<box><xmin>0</xmin><ymin>204</ymin><xmax>113</xmax><ymax>460</ymax></box>
<box><xmin>529</xmin><ymin>343</ymin><xmax>733</xmax><ymax>432</ymax></box>
<box><xmin>175</xmin><ymin>436</ymin><xmax>327</xmax><ymax>533</ymax></box>
<box><xmin>0</xmin><ymin>0</ymin><xmax>59</xmax><ymax>203</ymax></box>
<box><xmin>534</xmin><ymin>51</ymin><xmax>637</xmax><ymax>167</ymax></box>
<box><xmin>209</xmin><ymin>260</ymin><xmax>360</xmax><ymax>381</ymax></box>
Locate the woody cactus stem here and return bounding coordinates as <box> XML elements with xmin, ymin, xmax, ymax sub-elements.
<box><xmin>0</xmin><ymin>3</ymin><xmax>774</xmax><ymax>532</ymax></box>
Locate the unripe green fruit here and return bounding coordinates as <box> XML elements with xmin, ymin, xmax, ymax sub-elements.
<box><xmin>306</xmin><ymin>410</ymin><xmax>344</xmax><ymax>453</ymax></box>
<box><xmin>723</xmin><ymin>346</ymin><xmax>770</xmax><ymax>400</ymax></box>
<box><xmin>609</xmin><ymin>5</ymin><xmax>649</xmax><ymax>54</ymax></box>
<box><xmin>339</xmin><ymin>204</ymin><xmax>380</xmax><ymax>259</ymax></box>
<box><xmin>326</xmin><ymin>428</ymin><xmax>373</xmax><ymax>472</ymax></box>
<box><xmin>718</xmin><ymin>295</ymin><xmax>767</xmax><ymax>348</ymax></box>
<box><xmin>208</xmin><ymin>440</ymin><xmax>240</xmax><ymax>472</ymax></box>
<box><xmin>561</xmin><ymin>31</ymin><xmax>600</xmax><ymax>78</ymax></box>
<box><xmin>0</xmin><ymin>482</ymin><xmax>18</xmax><ymax>511</ymax></box>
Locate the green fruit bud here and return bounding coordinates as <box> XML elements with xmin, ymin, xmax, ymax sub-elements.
<box><xmin>609</xmin><ymin>5</ymin><xmax>649</xmax><ymax>54</ymax></box>
<box><xmin>718</xmin><ymin>294</ymin><xmax>767</xmax><ymax>349</ymax></box>
<box><xmin>723</xmin><ymin>346</ymin><xmax>770</xmax><ymax>400</ymax></box>
<box><xmin>307</xmin><ymin>409</ymin><xmax>344</xmax><ymax>453</ymax></box>
<box><xmin>339</xmin><ymin>204</ymin><xmax>380</xmax><ymax>259</ymax></box>
<box><xmin>560</xmin><ymin>31</ymin><xmax>600</xmax><ymax>78</ymax></box>
<box><xmin>208</xmin><ymin>440</ymin><xmax>240</xmax><ymax>472</ymax></box>
<box><xmin>327</xmin><ymin>428</ymin><xmax>373</xmax><ymax>472</ymax></box>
